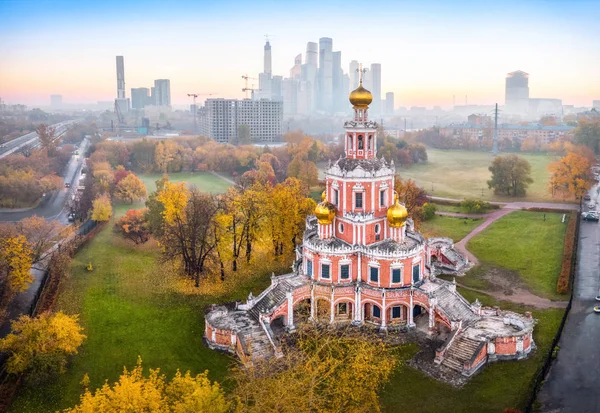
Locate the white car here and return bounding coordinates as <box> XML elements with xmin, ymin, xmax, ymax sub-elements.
<box><xmin>589</xmin><ymin>203</ymin><xmax>595</xmax><ymax>209</ymax></box>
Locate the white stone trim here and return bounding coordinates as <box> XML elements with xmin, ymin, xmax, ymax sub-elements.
<box><xmin>390</xmin><ymin>262</ymin><xmax>404</xmax><ymax>287</ymax></box>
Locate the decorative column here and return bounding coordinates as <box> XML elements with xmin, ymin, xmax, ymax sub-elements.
<box><xmin>487</xmin><ymin>340</ymin><xmax>497</xmax><ymax>361</ymax></box>
<box><xmin>353</xmin><ymin>285</ymin><xmax>362</xmax><ymax>324</ymax></box>
<box><xmin>408</xmin><ymin>288</ymin><xmax>415</xmax><ymax>327</ymax></box>
<box><xmin>381</xmin><ymin>291</ymin><xmax>387</xmax><ymax>331</ymax></box>
<box><xmin>286</xmin><ymin>291</ymin><xmax>295</xmax><ymax>331</ymax></box>
<box><xmin>330</xmin><ymin>288</ymin><xmax>335</xmax><ymax>324</ymax></box>
<box><xmin>428</xmin><ymin>297</ymin><xmax>437</xmax><ymax>335</ymax></box>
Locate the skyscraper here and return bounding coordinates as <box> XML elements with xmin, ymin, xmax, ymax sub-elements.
<box><xmin>349</xmin><ymin>60</ymin><xmax>359</xmax><ymax>90</ymax></box>
<box><xmin>303</xmin><ymin>42</ymin><xmax>318</xmax><ymax>112</ymax></box>
<box><xmin>318</xmin><ymin>37</ymin><xmax>333</xmax><ymax>112</ymax></box>
<box><xmin>505</xmin><ymin>70</ymin><xmax>529</xmax><ymax>114</ymax></box>
<box><xmin>264</xmin><ymin>40</ymin><xmax>272</xmax><ymax>76</ymax></box>
<box><xmin>332</xmin><ymin>51</ymin><xmax>344</xmax><ymax>112</ymax></box>
<box><xmin>154</xmin><ymin>79</ymin><xmax>171</xmax><ymax>106</ymax></box>
<box><xmin>116</xmin><ymin>56</ymin><xmax>125</xmax><ymax>99</ymax></box>
<box><xmin>385</xmin><ymin>92</ymin><xmax>395</xmax><ymax>115</ymax></box>
<box><xmin>370</xmin><ymin>63</ymin><xmax>382</xmax><ymax>115</ymax></box>
<box><xmin>131</xmin><ymin>88</ymin><xmax>149</xmax><ymax>110</ymax></box>
<box><xmin>290</xmin><ymin>54</ymin><xmax>302</xmax><ymax>79</ymax></box>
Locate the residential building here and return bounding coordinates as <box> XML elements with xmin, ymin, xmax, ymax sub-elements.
<box><xmin>385</xmin><ymin>92</ymin><xmax>394</xmax><ymax>115</ymax></box>
<box><xmin>505</xmin><ymin>70</ymin><xmax>529</xmax><ymax>114</ymax></box>
<box><xmin>131</xmin><ymin>88</ymin><xmax>149</xmax><ymax>110</ymax></box>
<box><xmin>154</xmin><ymin>79</ymin><xmax>171</xmax><ymax>106</ymax></box>
<box><xmin>198</xmin><ymin>98</ymin><xmax>283</xmax><ymax>143</ymax></box>
<box><xmin>440</xmin><ymin>122</ymin><xmax>575</xmax><ymax>143</ymax></box>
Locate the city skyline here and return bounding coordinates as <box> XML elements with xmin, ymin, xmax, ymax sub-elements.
<box><xmin>1</xmin><ymin>0</ymin><xmax>599</xmax><ymax>107</ymax></box>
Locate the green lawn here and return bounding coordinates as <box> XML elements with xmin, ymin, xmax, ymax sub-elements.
<box><xmin>139</xmin><ymin>171</ymin><xmax>232</xmax><ymax>194</ymax></box>
<box><xmin>420</xmin><ymin>215</ymin><xmax>484</xmax><ymax>242</ymax></box>
<box><xmin>398</xmin><ymin>148</ymin><xmax>558</xmax><ymax>202</ymax></box>
<box><xmin>434</xmin><ymin>204</ymin><xmax>490</xmax><ymax>214</ymax></box>
<box><xmin>467</xmin><ymin>211</ymin><xmax>567</xmax><ymax>300</ymax></box>
<box><xmin>9</xmin><ymin>221</ymin><xmax>273</xmax><ymax>412</ymax></box>
<box><xmin>381</xmin><ymin>288</ymin><xmax>564</xmax><ymax>413</ymax></box>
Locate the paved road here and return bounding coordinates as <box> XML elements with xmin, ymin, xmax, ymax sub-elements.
<box><xmin>538</xmin><ymin>186</ymin><xmax>600</xmax><ymax>413</ymax></box>
<box><xmin>0</xmin><ymin>138</ymin><xmax>88</xmax><ymax>224</ymax></box>
<box><xmin>0</xmin><ymin>120</ymin><xmax>78</xmax><ymax>159</ymax></box>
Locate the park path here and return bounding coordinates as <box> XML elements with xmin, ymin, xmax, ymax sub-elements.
<box><xmin>210</xmin><ymin>170</ymin><xmax>237</xmax><ymax>186</ymax></box>
<box><xmin>436</xmin><ymin>211</ymin><xmax>490</xmax><ymax>219</ymax></box>
<box><xmin>455</xmin><ymin>283</ymin><xmax>568</xmax><ymax>309</ymax></box>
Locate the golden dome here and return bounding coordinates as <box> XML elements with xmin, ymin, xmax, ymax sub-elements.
<box><xmin>349</xmin><ymin>82</ymin><xmax>373</xmax><ymax>108</ymax></box>
<box><xmin>387</xmin><ymin>193</ymin><xmax>408</xmax><ymax>228</ymax></box>
<box><xmin>315</xmin><ymin>191</ymin><xmax>336</xmax><ymax>225</ymax></box>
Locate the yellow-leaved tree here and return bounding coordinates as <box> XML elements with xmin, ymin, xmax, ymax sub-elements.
<box><xmin>63</xmin><ymin>358</ymin><xmax>228</xmax><ymax>413</ymax></box>
<box><xmin>0</xmin><ymin>312</ymin><xmax>86</xmax><ymax>383</ymax></box>
<box><xmin>91</xmin><ymin>194</ymin><xmax>112</xmax><ymax>222</ymax></box>
<box><xmin>0</xmin><ymin>235</ymin><xmax>33</xmax><ymax>299</ymax></box>
<box><xmin>157</xmin><ymin>181</ymin><xmax>188</xmax><ymax>225</ymax></box>
<box><xmin>114</xmin><ymin>173</ymin><xmax>147</xmax><ymax>203</ymax></box>
<box><xmin>231</xmin><ymin>326</ymin><xmax>397</xmax><ymax>413</ymax></box>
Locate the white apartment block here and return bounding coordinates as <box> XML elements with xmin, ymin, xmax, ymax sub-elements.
<box><xmin>199</xmin><ymin>98</ymin><xmax>283</xmax><ymax>143</ymax></box>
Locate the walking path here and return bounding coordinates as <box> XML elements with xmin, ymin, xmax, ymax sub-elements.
<box><xmin>436</xmin><ymin>211</ymin><xmax>490</xmax><ymax>219</ymax></box>
<box><xmin>455</xmin><ymin>283</ymin><xmax>568</xmax><ymax>309</ymax></box>
<box><xmin>210</xmin><ymin>170</ymin><xmax>237</xmax><ymax>186</ymax></box>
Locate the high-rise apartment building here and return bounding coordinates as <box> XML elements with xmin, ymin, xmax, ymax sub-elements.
<box><xmin>116</xmin><ymin>56</ymin><xmax>125</xmax><ymax>99</ymax></box>
<box><xmin>154</xmin><ymin>79</ymin><xmax>171</xmax><ymax>106</ymax></box>
<box><xmin>131</xmin><ymin>88</ymin><xmax>149</xmax><ymax>110</ymax></box>
<box><xmin>385</xmin><ymin>92</ymin><xmax>394</xmax><ymax>115</ymax></box>
<box><xmin>318</xmin><ymin>37</ymin><xmax>333</xmax><ymax>112</ymax></box>
<box><xmin>264</xmin><ymin>40</ymin><xmax>272</xmax><ymax>76</ymax></box>
<box><xmin>50</xmin><ymin>95</ymin><xmax>62</xmax><ymax>107</ymax></box>
<box><xmin>505</xmin><ymin>71</ymin><xmax>529</xmax><ymax>114</ymax></box>
<box><xmin>198</xmin><ymin>99</ymin><xmax>283</xmax><ymax>143</ymax></box>
<box><xmin>370</xmin><ymin>63</ymin><xmax>382</xmax><ymax>115</ymax></box>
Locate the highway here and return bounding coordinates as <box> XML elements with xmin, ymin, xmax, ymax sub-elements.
<box><xmin>0</xmin><ymin>138</ymin><xmax>89</xmax><ymax>224</ymax></box>
<box><xmin>0</xmin><ymin>120</ymin><xmax>79</xmax><ymax>159</ymax></box>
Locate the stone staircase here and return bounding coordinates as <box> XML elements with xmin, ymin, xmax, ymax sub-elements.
<box><xmin>248</xmin><ymin>279</ymin><xmax>295</xmax><ymax>322</ymax></box>
<box><xmin>433</xmin><ymin>286</ymin><xmax>479</xmax><ymax>325</ymax></box>
<box><xmin>441</xmin><ymin>335</ymin><xmax>483</xmax><ymax>374</ymax></box>
<box><xmin>238</xmin><ymin>319</ymin><xmax>275</xmax><ymax>360</ymax></box>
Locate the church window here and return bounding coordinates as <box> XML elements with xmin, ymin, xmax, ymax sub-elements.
<box><xmin>338</xmin><ymin>223</ymin><xmax>344</xmax><ymax>233</ymax></box>
<box><xmin>372</xmin><ymin>305</ymin><xmax>381</xmax><ymax>318</ymax></box>
<box><xmin>380</xmin><ymin>189</ymin><xmax>386</xmax><ymax>207</ymax></box>
<box><xmin>358</xmin><ymin>135</ymin><xmax>364</xmax><ymax>150</ymax></box>
<box><xmin>368</xmin><ymin>135</ymin><xmax>372</xmax><ymax>150</ymax></box>
<box><xmin>375</xmin><ymin>224</ymin><xmax>380</xmax><ymax>234</ymax></box>
<box><xmin>333</xmin><ymin>188</ymin><xmax>339</xmax><ymax>205</ymax></box>
<box><xmin>321</xmin><ymin>263</ymin><xmax>330</xmax><ymax>279</ymax></box>
<box><xmin>348</xmin><ymin>134</ymin><xmax>353</xmax><ymax>149</ymax></box>
<box><xmin>392</xmin><ymin>306</ymin><xmax>402</xmax><ymax>319</ymax></box>
<box><xmin>340</xmin><ymin>264</ymin><xmax>350</xmax><ymax>280</ymax></box>
<box><xmin>338</xmin><ymin>302</ymin><xmax>348</xmax><ymax>315</ymax></box>
<box><xmin>355</xmin><ymin>192</ymin><xmax>363</xmax><ymax>209</ymax></box>
<box><xmin>392</xmin><ymin>268</ymin><xmax>401</xmax><ymax>283</ymax></box>
<box><xmin>370</xmin><ymin>266</ymin><xmax>379</xmax><ymax>283</ymax></box>
<box><xmin>306</xmin><ymin>260</ymin><xmax>313</xmax><ymax>277</ymax></box>
<box><xmin>412</xmin><ymin>264</ymin><xmax>421</xmax><ymax>283</ymax></box>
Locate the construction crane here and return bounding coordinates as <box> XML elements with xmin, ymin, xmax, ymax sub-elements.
<box><xmin>242</xmin><ymin>75</ymin><xmax>258</xmax><ymax>98</ymax></box>
<box><xmin>187</xmin><ymin>93</ymin><xmax>216</xmax><ymax>134</ymax></box>
<box><xmin>113</xmin><ymin>99</ymin><xmax>126</xmax><ymax>136</ymax></box>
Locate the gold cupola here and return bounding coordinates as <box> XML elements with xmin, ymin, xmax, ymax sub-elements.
<box><xmin>387</xmin><ymin>192</ymin><xmax>408</xmax><ymax>228</ymax></box>
<box><xmin>314</xmin><ymin>191</ymin><xmax>336</xmax><ymax>225</ymax></box>
<box><xmin>349</xmin><ymin>82</ymin><xmax>373</xmax><ymax>108</ymax></box>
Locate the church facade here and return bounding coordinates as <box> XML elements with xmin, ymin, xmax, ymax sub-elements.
<box><xmin>205</xmin><ymin>79</ymin><xmax>535</xmax><ymax>377</ymax></box>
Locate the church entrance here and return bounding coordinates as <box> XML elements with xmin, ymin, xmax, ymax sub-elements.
<box><xmin>293</xmin><ymin>299</ymin><xmax>311</xmax><ymax>324</ymax></box>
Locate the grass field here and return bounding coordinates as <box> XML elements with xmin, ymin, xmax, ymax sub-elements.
<box><xmin>420</xmin><ymin>215</ymin><xmax>483</xmax><ymax>242</ymax></box>
<box><xmin>398</xmin><ymin>148</ymin><xmax>558</xmax><ymax>202</ymax></box>
<box><xmin>139</xmin><ymin>171</ymin><xmax>232</xmax><ymax>194</ymax></box>
<box><xmin>467</xmin><ymin>211</ymin><xmax>567</xmax><ymax>300</ymax></box>
<box><xmin>9</xmin><ymin>220</ymin><xmax>277</xmax><ymax>412</ymax></box>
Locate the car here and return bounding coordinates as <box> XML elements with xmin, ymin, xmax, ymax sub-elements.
<box><xmin>582</xmin><ymin>212</ymin><xmax>599</xmax><ymax>222</ymax></box>
<box><xmin>64</xmin><ymin>182</ymin><xmax>71</xmax><ymax>188</ymax></box>
<box><xmin>589</xmin><ymin>203</ymin><xmax>595</xmax><ymax>209</ymax></box>
<box><xmin>68</xmin><ymin>213</ymin><xmax>75</xmax><ymax>222</ymax></box>
<box><xmin>584</xmin><ymin>195</ymin><xmax>591</xmax><ymax>201</ymax></box>
<box><xmin>596</xmin><ymin>296</ymin><xmax>600</xmax><ymax>301</ymax></box>
<box><xmin>594</xmin><ymin>306</ymin><xmax>600</xmax><ymax>313</ymax></box>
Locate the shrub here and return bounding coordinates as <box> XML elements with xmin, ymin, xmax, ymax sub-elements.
<box><xmin>557</xmin><ymin>211</ymin><xmax>577</xmax><ymax>294</ymax></box>
<box><xmin>422</xmin><ymin>202</ymin><xmax>437</xmax><ymax>220</ymax></box>
<box><xmin>460</xmin><ymin>198</ymin><xmax>491</xmax><ymax>213</ymax></box>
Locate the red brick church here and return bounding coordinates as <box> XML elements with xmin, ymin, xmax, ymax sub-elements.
<box><xmin>205</xmin><ymin>77</ymin><xmax>535</xmax><ymax>377</ymax></box>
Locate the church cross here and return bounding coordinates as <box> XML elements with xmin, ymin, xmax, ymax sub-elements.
<box><xmin>357</xmin><ymin>63</ymin><xmax>367</xmax><ymax>84</ymax></box>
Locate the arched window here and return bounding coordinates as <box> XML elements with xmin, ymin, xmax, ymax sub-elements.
<box><xmin>347</xmin><ymin>134</ymin><xmax>353</xmax><ymax>149</ymax></box>
<box><xmin>368</xmin><ymin>135</ymin><xmax>372</xmax><ymax>150</ymax></box>
<box><xmin>358</xmin><ymin>135</ymin><xmax>364</xmax><ymax>150</ymax></box>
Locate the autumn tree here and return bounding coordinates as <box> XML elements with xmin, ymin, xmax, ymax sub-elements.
<box><xmin>16</xmin><ymin>216</ymin><xmax>72</xmax><ymax>263</ymax></box>
<box><xmin>548</xmin><ymin>151</ymin><xmax>593</xmax><ymax>199</ymax></box>
<box><xmin>231</xmin><ymin>326</ymin><xmax>397</xmax><ymax>413</ymax></box>
<box><xmin>36</xmin><ymin>124</ymin><xmax>57</xmax><ymax>156</ymax></box>
<box><xmin>114</xmin><ymin>209</ymin><xmax>150</xmax><ymax>244</ymax></box>
<box><xmin>287</xmin><ymin>152</ymin><xmax>319</xmax><ymax>188</ymax></box>
<box><xmin>63</xmin><ymin>358</ymin><xmax>228</xmax><ymax>413</ymax></box>
<box><xmin>487</xmin><ymin>154</ymin><xmax>533</xmax><ymax>197</ymax></box>
<box><xmin>157</xmin><ymin>184</ymin><xmax>220</xmax><ymax>287</ymax></box>
<box><xmin>0</xmin><ymin>312</ymin><xmax>85</xmax><ymax>383</ymax></box>
<box><xmin>0</xmin><ymin>236</ymin><xmax>33</xmax><ymax>305</ymax></box>
<box><xmin>394</xmin><ymin>175</ymin><xmax>428</xmax><ymax>226</ymax></box>
<box><xmin>91</xmin><ymin>194</ymin><xmax>112</xmax><ymax>222</ymax></box>
<box><xmin>574</xmin><ymin>120</ymin><xmax>600</xmax><ymax>153</ymax></box>
<box><xmin>233</xmin><ymin>183</ymin><xmax>269</xmax><ymax>263</ymax></box>
<box><xmin>115</xmin><ymin>172</ymin><xmax>147</xmax><ymax>203</ymax></box>
<box><xmin>155</xmin><ymin>140</ymin><xmax>179</xmax><ymax>173</ymax></box>
<box><xmin>113</xmin><ymin>165</ymin><xmax>130</xmax><ymax>185</ymax></box>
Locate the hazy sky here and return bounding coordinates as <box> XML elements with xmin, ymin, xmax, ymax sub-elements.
<box><xmin>1</xmin><ymin>0</ymin><xmax>599</xmax><ymax>108</ymax></box>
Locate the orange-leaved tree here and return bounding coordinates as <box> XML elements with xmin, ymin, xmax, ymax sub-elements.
<box><xmin>114</xmin><ymin>209</ymin><xmax>150</xmax><ymax>245</ymax></box>
<box><xmin>548</xmin><ymin>149</ymin><xmax>593</xmax><ymax>199</ymax></box>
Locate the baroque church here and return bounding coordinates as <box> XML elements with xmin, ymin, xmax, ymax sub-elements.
<box><xmin>205</xmin><ymin>77</ymin><xmax>535</xmax><ymax>378</ymax></box>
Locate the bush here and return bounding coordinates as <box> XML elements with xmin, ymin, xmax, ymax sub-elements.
<box><xmin>422</xmin><ymin>203</ymin><xmax>437</xmax><ymax>220</ymax></box>
<box><xmin>557</xmin><ymin>211</ymin><xmax>577</xmax><ymax>294</ymax></box>
<box><xmin>460</xmin><ymin>198</ymin><xmax>491</xmax><ymax>213</ymax></box>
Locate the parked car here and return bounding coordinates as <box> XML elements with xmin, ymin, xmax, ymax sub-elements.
<box><xmin>68</xmin><ymin>213</ymin><xmax>75</xmax><ymax>222</ymax></box>
<box><xmin>588</xmin><ymin>203</ymin><xmax>595</xmax><ymax>209</ymax></box>
<box><xmin>582</xmin><ymin>212</ymin><xmax>599</xmax><ymax>222</ymax></box>
<box><xmin>584</xmin><ymin>195</ymin><xmax>591</xmax><ymax>201</ymax></box>
<box><xmin>64</xmin><ymin>182</ymin><xmax>71</xmax><ymax>188</ymax></box>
